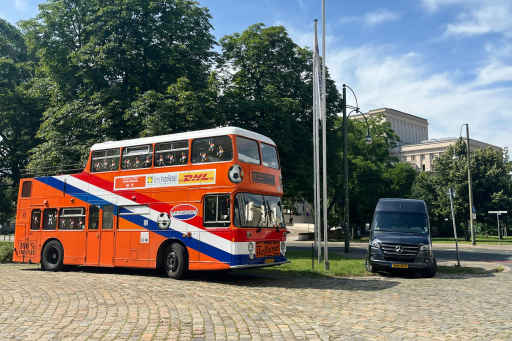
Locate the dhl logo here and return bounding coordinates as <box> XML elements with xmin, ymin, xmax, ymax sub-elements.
<box><xmin>179</xmin><ymin>171</ymin><xmax>215</xmax><ymax>184</ymax></box>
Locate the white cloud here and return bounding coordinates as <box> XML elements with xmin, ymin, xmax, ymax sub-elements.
<box><xmin>363</xmin><ymin>9</ymin><xmax>400</xmax><ymax>26</ymax></box>
<box><xmin>326</xmin><ymin>44</ymin><xmax>512</xmax><ymax>149</ymax></box>
<box><xmin>422</xmin><ymin>0</ymin><xmax>512</xmax><ymax>37</ymax></box>
<box><xmin>475</xmin><ymin>61</ymin><xmax>512</xmax><ymax>86</ymax></box>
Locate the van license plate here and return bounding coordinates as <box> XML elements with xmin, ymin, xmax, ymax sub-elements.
<box><xmin>392</xmin><ymin>264</ymin><xmax>408</xmax><ymax>269</ymax></box>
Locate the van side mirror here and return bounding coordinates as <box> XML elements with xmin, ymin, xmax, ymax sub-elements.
<box><xmin>365</xmin><ymin>223</ymin><xmax>370</xmax><ymax>231</ymax></box>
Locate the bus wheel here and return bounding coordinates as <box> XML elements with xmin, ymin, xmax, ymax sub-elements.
<box><xmin>165</xmin><ymin>243</ymin><xmax>187</xmax><ymax>279</ymax></box>
<box><xmin>41</xmin><ymin>240</ymin><xmax>64</xmax><ymax>271</ymax></box>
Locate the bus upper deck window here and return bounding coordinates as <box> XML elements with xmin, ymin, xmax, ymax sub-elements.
<box><xmin>155</xmin><ymin>140</ymin><xmax>189</xmax><ymax>167</ymax></box>
<box><xmin>21</xmin><ymin>181</ymin><xmax>32</xmax><ymax>197</ymax></box>
<box><xmin>237</xmin><ymin>137</ymin><xmax>260</xmax><ymax>165</ymax></box>
<box><xmin>91</xmin><ymin>148</ymin><xmax>120</xmax><ymax>172</ymax></box>
<box><xmin>191</xmin><ymin>136</ymin><xmax>233</xmax><ymax>164</ymax></box>
<box><xmin>121</xmin><ymin>145</ymin><xmax>153</xmax><ymax>170</ymax></box>
<box><xmin>261</xmin><ymin>143</ymin><xmax>279</xmax><ymax>169</ymax></box>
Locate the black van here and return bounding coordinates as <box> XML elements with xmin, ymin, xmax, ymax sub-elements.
<box><xmin>366</xmin><ymin>198</ymin><xmax>437</xmax><ymax>277</ymax></box>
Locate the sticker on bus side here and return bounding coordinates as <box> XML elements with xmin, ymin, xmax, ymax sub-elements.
<box><xmin>170</xmin><ymin>204</ymin><xmax>198</xmax><ymax>221</ymax></box>
<box><xmin>114</xmin><ymin>170</ymin><xmax>216</xmax><ymax>190</ymax></box>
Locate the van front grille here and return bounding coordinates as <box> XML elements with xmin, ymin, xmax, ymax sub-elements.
<box><xmin>381</xmin><ymin>243</ymin><xmax>419</xmax><ymax>261</ymax></box>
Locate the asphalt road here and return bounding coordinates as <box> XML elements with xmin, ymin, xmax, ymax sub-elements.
<box><xmin>288</xmin><ymin>242</ymin><xmax>512</xmax><ymax>263</ymax></box>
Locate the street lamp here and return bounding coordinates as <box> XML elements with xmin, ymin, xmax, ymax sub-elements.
<box><xmin>342</xmin><ymin>83</ymin><xmax>372</xmax><ymax>252</ymax></box>
<box><xmin>458</xmin><ymin>123</ymin><xmax>476</xmax><ymax>245</ymax></box>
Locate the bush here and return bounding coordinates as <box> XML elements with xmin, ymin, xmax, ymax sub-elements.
<box><xmin>0</xmin><ymin>242</ymin><xmax>13</xmax><ymax>263</ymax></box>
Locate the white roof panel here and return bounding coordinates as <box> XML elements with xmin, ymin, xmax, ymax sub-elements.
<box><xmin>91</xmin><ymin>126</ymin><xmax>276</xmax><ymax>151</ymax></box>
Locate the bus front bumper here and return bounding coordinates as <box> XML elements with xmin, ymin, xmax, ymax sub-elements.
<box><xmin>230</xmin><ymin>260</ymin><xmax>290</xmax><ymax>269</ymax></box>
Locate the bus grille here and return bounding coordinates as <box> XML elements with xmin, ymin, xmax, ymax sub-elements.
<box><xmin>252</xmin><ymin>172</ymin><xmax>275</xmax><ymax>185</ymax></box>
<box><xmin>381</xmin><ymin>243</ymin><xmax>419</xmax><ymax>261</ymax></box>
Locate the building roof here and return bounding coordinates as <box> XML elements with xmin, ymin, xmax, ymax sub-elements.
<box><xmin>91</xmin><ymin>126</ymin><xmax>276</xmax><ymax>151</ymax></box>
<box><xmin>400</xmin><ymin>137</ymin><xmax>501</xmax><ymax>151</ymax></box>
<box><xmin>363</xmin><ymin>107</ymin><xmax>429</xmax><ymax>125</ymax></box>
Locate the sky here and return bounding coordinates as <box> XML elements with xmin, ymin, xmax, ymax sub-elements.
<box><xmin>3</xmin><ymin>0</ymin><xmax>512</xmax><ymax>152</ymax></box>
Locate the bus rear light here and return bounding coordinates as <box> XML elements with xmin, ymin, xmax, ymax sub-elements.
<box><xmin>228</xmin><ymin>164</ymin><xmax>243</xmax><ymax>183</ymax></box>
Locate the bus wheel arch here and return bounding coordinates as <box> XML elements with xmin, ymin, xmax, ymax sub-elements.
<box><xmin>41</xmin><ymin>239</ymin><xmax>64</xmax><ymax>271</ymax></box>
<box><xmin>157</xmin><ymin>239</ymin><xmax>189</xmax><ymax>279</ymax></box>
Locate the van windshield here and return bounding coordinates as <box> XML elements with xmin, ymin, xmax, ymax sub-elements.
<box><xmin>372</xmin><ymin>211</ymin><xmax>428</xmax><ymax>233</ymax></box>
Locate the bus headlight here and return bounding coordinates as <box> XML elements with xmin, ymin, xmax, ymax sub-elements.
<box><xmin>280</xmin><ymin>241</ymin><xmax>286</xmax><ymax>256</ymax></box>
<box><xmin>228</xmin><ymin>164</ymin><xmax>244</xmax><ymax>183</ymax></box>
<box><xmin>248</xmin><ymin>241</ymin><xmax>256</xmax><ymax>259</ymax></box>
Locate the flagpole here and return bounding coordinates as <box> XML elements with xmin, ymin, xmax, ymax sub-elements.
<box><xmin>313</xmin><ymin>19</ymin><xmax>321</xmax><ymax>263</ymax></box>
<box><xmin>321</xmin><ymin>0</ymin><xmax>329</xmax><ymax>270</ymax></box>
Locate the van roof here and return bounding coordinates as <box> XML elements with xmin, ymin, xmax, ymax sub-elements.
<box><xmin>376</xmin><ymin>198</ymin><xmax>427</xmax><ymax>213</ymax></box>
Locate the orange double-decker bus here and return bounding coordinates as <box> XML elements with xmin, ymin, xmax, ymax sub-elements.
<box><xmin>13</xmin><ymin>127</ymin><xmax>287</xmax><ymax>279</ymax></box>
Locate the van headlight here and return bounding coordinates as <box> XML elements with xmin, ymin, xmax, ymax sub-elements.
<box><xmin>248</xmin><ymin>241</ymin><xmax>256</xmax><ymax>259</ymax></box>
<box><xmin>370</xmin><ymin>239</ymin><xmax>381</xmax><ymax>249</ymax></box>
<box><xmin>280</xmin><ymin>241</ymin><xmax>286</xmax><ymax>256</ymax></box>
<box><xmin>419</xmin><ymin>244</ymin><xmax>431</xmax><ymax>252</ymax></box>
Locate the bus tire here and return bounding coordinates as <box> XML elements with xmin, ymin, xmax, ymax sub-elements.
<box><xmin>164</xmin><ymin>243</ymin><xmax>187</xmax><ymax>279</ymax></box>
<box><xmin>41</xmin><ymin>240</ymin><xmax>64</xmax><ymax>271</ymax></box>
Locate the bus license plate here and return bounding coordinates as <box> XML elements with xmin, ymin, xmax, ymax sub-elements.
<box><xmin>264</xmin><ymin>258</ymin><xmax>274</xmax><ymax>264</ymax></box>
<box><xmin>392</xmin><ymin>264</ymin><xmax>408</xmax><ymax>269</ymax></box>
<box><xmin>256</xmin><ymin>241</ymin><xmax>280</xmax><ymax>258</ymax></box>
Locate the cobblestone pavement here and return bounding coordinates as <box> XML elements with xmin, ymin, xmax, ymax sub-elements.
<box><xmin>0</xmin><ymin>263</ymin><xmax>511</xmax><ymax>341</ymax></box>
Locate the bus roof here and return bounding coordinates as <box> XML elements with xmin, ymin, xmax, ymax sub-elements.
<box><xmin>90</xmin><ymin>126</ymin><xmax>276</xmax><ymax>151</ymax></box>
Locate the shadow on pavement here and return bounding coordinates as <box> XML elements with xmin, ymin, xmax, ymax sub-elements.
<box><xmin>19</xmin><ymin>264</ymin><xmax>399</xmax><ymax>291</ymax></box>
<box><xmin>184</xmin><ymin>269</ymin><xmax>400</xmax><ymax>291</ymax></box>
<box><xmin>375</xmin><ymin>266</ymin><xmax>501</xmax><ymax>280</ymax></box>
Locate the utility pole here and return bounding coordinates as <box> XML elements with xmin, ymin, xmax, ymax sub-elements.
<box><xmin>465</xmin><ymin>124</ymin><xmax>476</xmax><ymax>245</ymax></box>
<box><xmin>321</xmin><ymin>0</ymin><xmax>329</xmax><ymax>270</ymax></box>
<box><xmin>343</xmin><ymin>84</ymin><xmax>349</xmax><ymax>253</ymax></box>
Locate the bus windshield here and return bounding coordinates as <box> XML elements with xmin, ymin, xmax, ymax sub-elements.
<box><xmin>234</xmin><ymin>193</ymin><xmax>285</xmax><ymax>228</ymax></box>
<box><xmin>372</xmin><ymin>211</ymin><xmax>428</xmax><ymax>234</ymax></box>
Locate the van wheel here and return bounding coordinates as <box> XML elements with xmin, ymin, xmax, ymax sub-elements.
<box><xmin>365</xmin><ymin>258</ymin><xmax>377</xmax><ymax>273</ymax></box>
<box><xmin>423</xmin><ymin>258</ymin><xmax>437</xmax><ymax>278</ymax></box>
<box><xmin>164</xmin><ymin>243</ymin><xmax>187</xmax><ymax>279</ymax></box>
<box><xmin>41</xmin><ymin>240</ymin><xmax>64</xmax><ymax>271</ymax></box>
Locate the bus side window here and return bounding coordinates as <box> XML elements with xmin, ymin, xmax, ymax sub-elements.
<box><xmin>91</xmin><ymin>148</ymin><xmax>120</xmax><ymax>172</ymax></box>
<box><xmin>30</xmin><ymin>209</ymin><xmax>41</xmax><ymax>230</ymax></box>
<box><xmin>89</xmin><ymin>205</ymin><xmax>100</xmax><ymax>230</ymax></box>
<box><xmin>59</xmin><ymin>208</ymin><xmax>85</xmax><ymax>230</ymax></box>
<box><xmin>203</xmin><ymin>194</ymin><xmax>230</xmax><ymax>228</ymax></box>
<box><xmin>102</xmin><ymin>205</ymin><xmax>114</xmax><ymax>229</ymax></box>
<box><xmin>192</xmin><ymin>136</ymin><xmax>233</xmax><ymax>164</ymax></box>
<box><xmin>43</xmin><ymin>208</ymin><xmax>57</xmax><ymax>230</ymax></box>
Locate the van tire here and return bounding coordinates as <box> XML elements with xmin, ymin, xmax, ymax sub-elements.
<box><xmin>365</xmin><ymin>258</ymin><xmax>377</xmax><ymax>273</ymax></box>
<box><xmin>164</xmin><ymin>243</ymin><xmax>187</xmax><ymax>279</ymax></box>
<box><xmin>41</xmin><ymin>240</ymin><xmax>64</xmax><ymax>271</ymax></box>
<box><xmin>423</xmin><ymin>258</ymin><xmax>437</xmax><ymax>278</ymax></box>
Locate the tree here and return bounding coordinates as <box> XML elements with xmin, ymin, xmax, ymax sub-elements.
<box><xmin>21</xmin><ymin>0</ymin><xmax>216</xmax><ymax>170</ymax></box>
<box><xmin>0</xmin><ymin>19</ymin><xmax>47</xmax><ymax>224</ymax></box>
<box><xmin>329</xmin><ymin>114</ymin><xmax>417</xmax><ymax>229</ymax></box>
<box><xmin>411</xmin><ymin>139</ymin><xmax>512</xmax><ymax>237</ymax></box>
<box><xmin>217</xmin><ymin>24</ymin><xmax>342</xmax><ymax>201</ymax></box>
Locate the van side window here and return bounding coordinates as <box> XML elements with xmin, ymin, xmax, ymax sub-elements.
<box><xmin>30</xmin><ymin>209</ymin><xmax>41</xmax><ymax>230</ymax></box>
<box><xmin>43</xmin><ymin>208</ymin><xmax>57</xmax><ymax>230</ymax></box>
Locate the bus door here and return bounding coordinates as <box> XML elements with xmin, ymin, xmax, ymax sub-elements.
<box><xmin>99</xmin><ymin>205</ymin><xmax>115</xmax><ymax>266</ymax></box>
<box><xmin>85</xmin><ymin>205</ymin><xmax>100</xmax><ymax>265</ymax></box>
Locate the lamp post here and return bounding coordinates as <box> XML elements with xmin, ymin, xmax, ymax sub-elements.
<box><xmin>342</xmin><ymin>84</ymin><xmax>371</xmax><ymax>253</ymax></box>
<box><xmin>459</xmin><ymin>123</ymin><xmax>476</xmax><ymax>245</ymax></box>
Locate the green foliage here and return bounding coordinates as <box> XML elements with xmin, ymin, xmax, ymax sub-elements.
<box><xmin>412</xmin><ymin>139</ymin><xmax>512</xmax><ymax>237</ymax></box>
<box><xmin>218</xmin><ymin>23</ymin><xmax>342</xmax><ymax>200</ymax></box>
<box><xmin>21</xmin><ymin>0</ymin><xmax>216</xmax><ymax>171</ymax></box>
<box><xmin>0</xmin><ymin>242</ymin><xmax>13</xmax><ymax>263</ymax></box>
